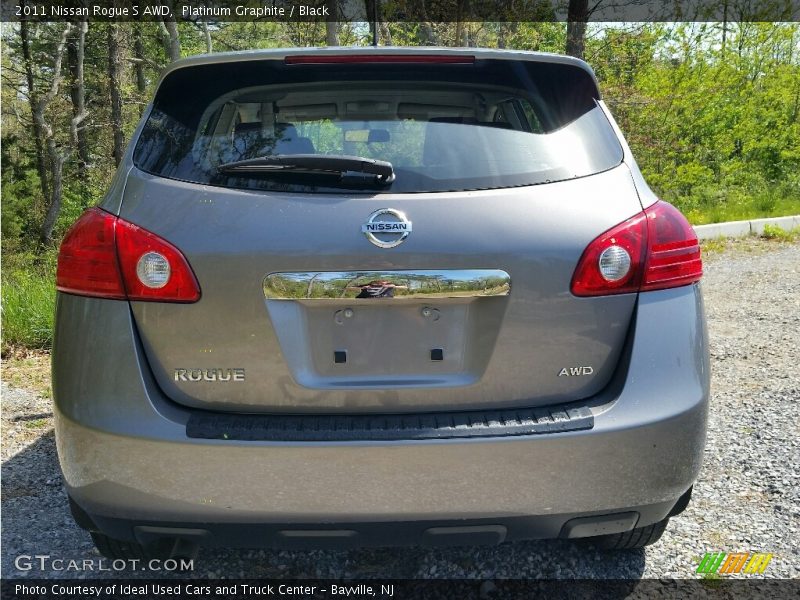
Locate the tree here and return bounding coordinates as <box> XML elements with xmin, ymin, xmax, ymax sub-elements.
<box><xmin>326</xmin><ymin>0</ymin><xmax>339</xmax><ymax>46</ymax></box>
<box><xmin>36</xmin><ymin>23</ymin><xmax>75</xmax><ymax>244</ymax></box>
<box><xmin>107</xmin><ymin>24</ymin><xmax>125</xmax><ymax>166</ymax></box>
<box><xmin>67</xmin><ymin>20</ymin><xmax>89</xmax><ymax>182</ymax></box>
<box><xmin>19</xmin><ymin>20</ymin><xmax>50</xmax><ymax>209</ymax></box>
<box><xmin>161</xmin><ymin>2</ymin><xmax>181</xmax><ymax>63</ymax></box>
<box><xmin>132</xmin><ymin>23</ymin><xmax>147</xmax><ymax>94</ymax></box>
<box><xmin>566</xmin><ymin>0</ymin><xmax>589</xmax><ymax>58</ymax></box>
<box><xmin>201</xmin><ymin>22</ymin><xmax>213</xmax><ymax>53</ymax></box>
<box><xmin>454</xmin><ymin>1</ymin><xmax>468</xmax><ymax>47</ymax></box>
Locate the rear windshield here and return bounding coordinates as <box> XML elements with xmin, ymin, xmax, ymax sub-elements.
<box><xmin>133</xmin><ymin>57</ymin><xmax>623</xmax><ymax>194</ymax></box>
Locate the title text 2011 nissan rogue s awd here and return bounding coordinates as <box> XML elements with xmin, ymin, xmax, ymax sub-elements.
<box><xmin>53</xmin><ymin>48</ymin><xmax>708</xmax><ymax>559</ymax></box>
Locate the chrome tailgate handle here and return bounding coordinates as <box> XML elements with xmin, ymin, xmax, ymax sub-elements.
<box><xmin>264</xmin><ymin>270</ymin><xmax>510</xmax><ymax>300</ymax></box>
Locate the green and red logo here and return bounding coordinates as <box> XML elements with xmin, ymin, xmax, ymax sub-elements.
<box><xmin>697</xmin><ymin>552</ymin><xmax>773</xmax><ymax>575</ymax></box>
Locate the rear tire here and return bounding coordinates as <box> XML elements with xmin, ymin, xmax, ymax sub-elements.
<box><xmin>90</xmin><ymin>531</ymin><xmax>173</xmax><ymax>560</ymax></box>
<box><xmin>586</xmin><ymin>518</ymin><xmax>669</xmax><ymax>550</ymax></box>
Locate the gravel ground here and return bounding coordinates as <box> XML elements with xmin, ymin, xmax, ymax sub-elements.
<box><xmin>2</xmin><ymin>239</ymin><xmax>798</xmax><ymax>580</ymax></box>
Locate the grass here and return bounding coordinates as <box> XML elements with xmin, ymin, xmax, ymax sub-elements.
<box><xmin>685</xmin><ymin>195</ymin><xmax>800</xmax><ymax>225</ymax></box>
<box><xmin>700</xmin><ymin>238</ymin><xmax>732</xmax><ymax>254</ymax></box>
<box><xmin>700</xmin><ymin>228</ymin><xmax>800</xmax><ymax>258</ymax></box>
<box><xmin>1</xmin><ymin>252</ymin><xmax>57</xmax><ymax>351</ymax></box>
<box><xmin>760</xmin><ymin>224</ymin><xmax>800</xmax><ymax>241</ymax></box>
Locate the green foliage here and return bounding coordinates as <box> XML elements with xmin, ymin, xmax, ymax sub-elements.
<box><xmin>760</xmin><ymin>224</ymin><xmax>800</xmax><ymax>240</ymax></box>
<box><xmin>504</xmin><ymin>22</ymin><xmax>566</xmax><ymax>52</ymax></box>
<box><xmin>597</xmin><ymin>23</ymin><xmax>800</xmax><ymax>224</ymax></box>
<box><xmin>1</xmin><ymin>170</ymin><xmax>42</xmax><ymax>247</ymax></box>
<box><xmin>1</xmin><ymin>252</ymin><xmax>57</xmax><ymax>350</ymax></box>
<box><xmin>700</xmin><ymin>237</ymin><xmax>729</xmax><ymax>254</ymax></box>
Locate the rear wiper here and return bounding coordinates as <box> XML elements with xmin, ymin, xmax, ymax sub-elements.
<box><xmin>217</xmin><ymin>154</ymin><xmax>395</xmax><ymax>185</ymax></box>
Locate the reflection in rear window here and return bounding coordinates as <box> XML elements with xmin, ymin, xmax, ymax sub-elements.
<box><xmin>133</xmin><ymin>58</ymin><xmax>623</xmax><ymax>194</ymax></box>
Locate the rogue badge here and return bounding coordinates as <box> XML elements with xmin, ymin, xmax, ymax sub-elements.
<box><xmin>362</xmin><ymin>208</ymin><xmax>412</xmax><ymax>248</ymax></box>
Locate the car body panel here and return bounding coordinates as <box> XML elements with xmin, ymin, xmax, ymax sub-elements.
<box><xmin>54</xmin><ymin>284</ymin><xmax>708</xmax><ymax>522</ymax></box>
<box><xmin>118</xmin><ymin>164</ymin><xmax>642</xmax><ymax>412</ymax></box>
<box><xmin>154</xmin><ymin>46</ymin><xmax>601</xmax><ymax>89</ymax></box>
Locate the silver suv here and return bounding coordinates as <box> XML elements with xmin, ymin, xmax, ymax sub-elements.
<box><xmin>53</xmin><ymin>48</ymin><xmax>708</xmax><ymax>559</ymax></box>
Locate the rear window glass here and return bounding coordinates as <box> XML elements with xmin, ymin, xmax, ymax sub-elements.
<box><xmin>133</xmin><ymin>57</ymin><xmax>623</xmax><ymax>194</ymax></box>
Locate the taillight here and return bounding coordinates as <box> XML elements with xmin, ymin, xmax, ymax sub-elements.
<box><xmin>571</xmin><ymin>201</ymin><xmax>702</xmax><ymax>297</ymax></box>
<box><xmin>641</xmin><ymin>202</ymin><xmax>703</xmax><ymax>291</ymax></box>
<box><xmin>285</xmin><ymin>54</ymin><xmax>475</xmax><ymax>65</ymax></box>
<box><xmin>570</xmin><ymin>212</ymin><xmax>648</xmax><ymax>296</ymax></box>
<box><xmin>57</xmin><ymin>208</ymin><xmax>200</xmax><ymax>303</ymax></box>
<box><xmin>56</xmin><ymin>209</ymin><xmax>126</xmax><ymax>299</ymax></box>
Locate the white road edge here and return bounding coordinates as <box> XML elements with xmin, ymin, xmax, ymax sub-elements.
<box><xmin>694</xmin><ymin>214</ymin><xmax>800</xmax><ymax>240</ymax></box>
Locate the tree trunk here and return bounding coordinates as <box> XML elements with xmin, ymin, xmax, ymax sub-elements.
<box><xmin>566</xmin><ymin>0</ymin><xmax>589</xmax><ymax>59</ymax></box>
<box><xmin>162</xmin><ymin>18</ymin><xmax>181</xmax><ymax>62</ymax></box>
<box><xmin>325</xmin><ymin>22</ymin><xmax>338</xmax><ymax>46</ymax></box>
<box><xmin>379</xmin><ymin>22</ymin><xmax>393</xmax><ymax>45</ymax></box>
<box><xmin>325</xmin><ymin>1</ymin><xmax>338</xmax><ymax>46</ymax></box>
<box><xmin>497</xmin><ymin>23</ymin><xmax>518</xmax><ymax>50</ymax></box>
<box><xmin>721</xmin><ymin>1</ymin><xmax>728</xmax><ymax>56</ymax></box>
<box><xmin>454</xmin><ymin>1</ymin><xmax>467</xmax><ymax>47</ymax></box>
<box><xmin>363</xmin><ymin>0</ymin><xmax>376</xmax><ymax>46</ymax></box>
<box><xmin>68</xmin><ymin>20</ymin><xmax>89</xmax><ymax>183</ymax></box>
<box><xmin>37</xmin><ymin>24</ymin><xmax>73</xmax><ymax>245</ymax></box>
<box><xmin>417</xmin><ymin>0</ymin><xmax>439</xmax><ymax>45</ymax></box>
<box><xmin>133</xmin><ymin>23</ymin><xmax>147</xmax><ymax>94</ymax></box>
<box><xmin>40</xmin><ymin>145</ymin><xmax>66</xmax><ymax>246</ymax></box>
<box><xmin>498</xmin><ymin>23</ymin><xmax>508</xmax><ymax>49</ymax></box>
<box><xmin>202</xmin><ymin>21</ymin><xmax>213</xmax><ymax>53</ymax></box>
<box><xmin>19</xmin><ymin>20</ymin><xmax>50</xmax><ymax>208</ymax></box>
<box><xmin>107</xmin><ymin>24</ymin><xmax>125</xmax><ymax>167</ymax></box>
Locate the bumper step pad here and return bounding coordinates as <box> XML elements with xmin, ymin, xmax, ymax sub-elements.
<box><xmin>186</xmin><ymin>404</ymin><xmax>593</xmax><ymax>442</ymax></box>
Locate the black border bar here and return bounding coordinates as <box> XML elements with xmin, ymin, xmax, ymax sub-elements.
<box><xmin>3</xmin><ymin>579</ymin><xmax>800</xmax><ymax>600</ymax></box>
<box><xmin>3</xmin><ymin>0</ymin><xmax>800</xmax><ymax>23</ymax></box>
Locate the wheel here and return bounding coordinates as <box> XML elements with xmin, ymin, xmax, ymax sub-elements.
<box><xmin>90</xmin><ymin>531</ymin><xmax>173</xmax><ymax>560</ymax></box>
<box><xmin>586</xmin><ymin>518</ymin><xmax>669</xmax><ymax>550</ymax></box>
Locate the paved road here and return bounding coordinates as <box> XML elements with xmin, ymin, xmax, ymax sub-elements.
<box><xmin>2</xmin><ymin>240</ymin><xmax>798</xmax><ymax>579</ymax></box>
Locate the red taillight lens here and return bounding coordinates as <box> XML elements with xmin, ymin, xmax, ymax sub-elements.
<box><xmin>571</xmin><ymin>201</ymin><xmax>702</xmax><ymax>297</ymax></box>
<box><xmin>57</xmin><ymin>208</ymin><xmax>200</xmax><ymax>303</ymax></box>
<box><xmin>641</xmin><ymin>201</ymin><xmax>703</xmax><ymax>291</ymax></box>
<box><xmin>56</xmin><ymin>208</ymin><xmax>126</xmax><ymax>299</ymax></box>
<box><xmin>571</xmin><ymin>213</ymin><xmax>648</xmax><ymax>296</ymax></box>
<box><xmin>285</xmin><ymin>54</ymin><xmax>475</xmax><ymax>65</ymax></box>
<box><xmin>115</xmin><ymin>218</ymin><xmax>201</xmax><ymax>302</ymax></box>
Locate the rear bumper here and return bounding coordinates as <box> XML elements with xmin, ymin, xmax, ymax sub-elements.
<box><xmin>71</xmin><ymin>496</ymin><xmax>688</xmax><ymax>550</ymax></box>
<box><xmin>54</xmin><ymin>284</ymin><xmax>709</xmax><ymax>546</ymax></box>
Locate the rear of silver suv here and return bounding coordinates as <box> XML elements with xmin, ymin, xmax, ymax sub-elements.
<box><xmin>53</xmin><ymin>48</ymin><xmax>708</xmax><ymax>558</ymax></box>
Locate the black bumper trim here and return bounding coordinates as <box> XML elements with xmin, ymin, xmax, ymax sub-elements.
<box><xmin>185</xmin><ymin>403</ymin><xmax>593</xmax><ymax>441</ymax></box>
<box><xmin>72</xmin><ymin>497</ymin><xmax>680</xmax><ymax>549</ymax></box>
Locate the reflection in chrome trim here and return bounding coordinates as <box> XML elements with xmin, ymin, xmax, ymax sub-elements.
<box><xmin>264</xmin><ymin>270</ymin><xmax>510</xmax><ymax>300</ymax></box>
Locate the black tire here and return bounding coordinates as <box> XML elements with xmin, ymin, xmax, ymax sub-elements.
<box><xmin>586</xmin><ymin>518</ymin><xmax>669</xmax><ymax>550</ymax></box>
<box><xmin>90</xmin><ymin>531</ymin><xmax>173</xmax><ymax>560</ymax></box>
